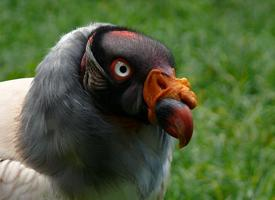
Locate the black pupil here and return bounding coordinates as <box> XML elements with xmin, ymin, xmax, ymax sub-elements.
<box><xmin>119</xmin><ymin>65</ymin><xmax>127</xmax><ymax>74</ymax></box>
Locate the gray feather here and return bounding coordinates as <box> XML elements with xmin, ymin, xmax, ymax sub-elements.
<box><xmin>16</xmin><ymin>23</ymin><xmax>172</xmax><ymax>199</ymax></box>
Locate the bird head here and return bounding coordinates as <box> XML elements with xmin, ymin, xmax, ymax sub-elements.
<box><xmin>81</xmin><ymin>26</ymin><xmax>197</xmax><ymax>147</ymax></box>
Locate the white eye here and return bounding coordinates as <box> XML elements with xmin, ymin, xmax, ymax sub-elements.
<box><xmin>111</xmin><ymin>59</ymin><xmax>132</xmax><ymax>81</ymax></box>
<box><xmin>114</xmin><ymin>61</ymin><xmax>130</xmax><ymax>77</ymax></box>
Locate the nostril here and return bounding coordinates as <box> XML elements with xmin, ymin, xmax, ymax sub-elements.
<box><xmin>157</xmin><ymin>79</ymin><xmax>167</xmax><ymax>90</ymax></box>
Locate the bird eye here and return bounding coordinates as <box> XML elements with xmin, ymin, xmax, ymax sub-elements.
<box><xmin>110</xmin><ymin>59</ymin><xmax>132</xmax><ymax>81</ymax></box>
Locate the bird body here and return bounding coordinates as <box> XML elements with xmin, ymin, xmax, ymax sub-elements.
<box><xmin>0</xmin><ymin>78</ymin><xmax>32</xmax><ymax>161</ymax></box>
<box><xmin>0</xmin><ymin>79</ymin><xmax>172</xmax><ymax>200</ymax></box>
<box><xmin>0</xmin><ymin>78</ymin><xmax>56</xmax><ymax>200</ymax></box>
<box><xmin>0</xmin><ymin>23</ymin><xmax>197</xmax><ymax>200</ymax></box>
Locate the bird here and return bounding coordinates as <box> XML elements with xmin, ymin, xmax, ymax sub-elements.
<box><xmin>0</xmin><ymin>23</ymin><xmax>197</xmax><ymax>200</ymax></box>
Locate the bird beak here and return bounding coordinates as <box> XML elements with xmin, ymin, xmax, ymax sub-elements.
<box><xmin>143</xmin><ymin>69</ymin><xmax>198</xmax><ymax>148</ymax></box>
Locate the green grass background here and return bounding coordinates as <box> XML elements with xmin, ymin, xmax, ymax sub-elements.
<box><xmin>1</xmin><ymin>0</ymin><xmax>275</xmax><ymax>199</ymax></box>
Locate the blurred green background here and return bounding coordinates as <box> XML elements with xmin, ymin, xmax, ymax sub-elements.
<box><xmin>1</xmin><ymin>0</ymin><xmax>275</xmax><ymax>199</ymax></box>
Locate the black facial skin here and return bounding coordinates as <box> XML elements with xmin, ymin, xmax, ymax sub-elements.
<box><xmin>89</xmin><ymin>26</ymin><xmax>175</xmax><ymax>122</ymax></box>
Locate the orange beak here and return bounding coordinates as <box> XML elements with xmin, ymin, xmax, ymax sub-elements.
<box><xmin>143</xmin><ymin>69</ymin><xmax>198</xmax><ymax>148</ymax></box>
